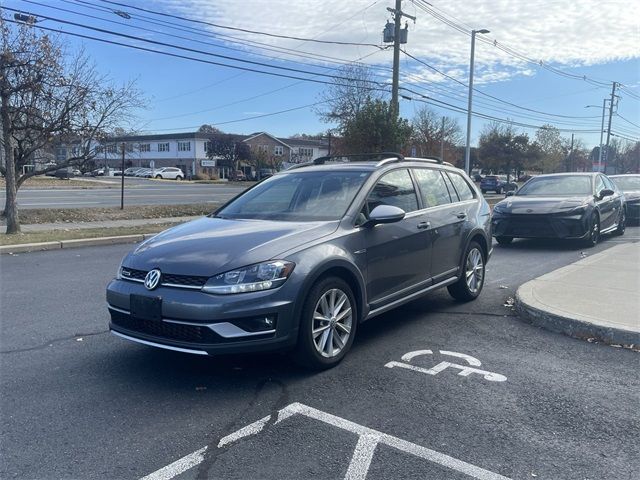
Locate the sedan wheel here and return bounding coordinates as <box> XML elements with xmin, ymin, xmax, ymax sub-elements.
<box><xmin>614</xmin><ymin>209</ymin><xmax>626</xmax><ymax>236</ymax></box>
<box><xmin>582</xmin><ymin>214</ymin><xmax>600</xmax><ymax>247</ymax></box>
<box><xmin>447</xmin><ymin>242</ymin><xmax>485</xmax><ymax>302</ymax></box>
<box><xmin>294</xmin><ymin>277</ymin><xmax>357</xmax><ymax>369</ymax></box>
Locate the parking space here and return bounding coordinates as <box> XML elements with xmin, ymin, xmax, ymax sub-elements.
<box><xmin>1</xmin><ymin>231</ymin><xmax>638</xmax><ymax>479</ymax></box>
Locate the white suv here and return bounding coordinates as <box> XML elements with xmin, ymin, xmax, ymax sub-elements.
<box><xmin>154</xmin><ymin>167</ymin><xmax>184</xmax><ymax>180</ymax></box>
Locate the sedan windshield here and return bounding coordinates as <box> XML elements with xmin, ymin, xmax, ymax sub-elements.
<box><xmin>517</xmin><ymin>175</ymin><xmax>592</xmax><ymax>196</ymax></box>
<box><xmin>611</xmin><ymin>176</ymin><xmax>640</xmax><ymax>191</ymax></box>
<box><xmin>217</xmin><ymin>171</ymin><xmax>371</xmax><ymax>221</ymax></box>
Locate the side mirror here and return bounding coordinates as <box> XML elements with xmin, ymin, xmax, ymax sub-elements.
<box><xmin>366</xmin><ymin>205</ymin><xmax>405</xmax><ymax>227</ymax></box>
<box><xmin>598</xmin><ymin>188</ymin><xmax>614</xmax><ymax>200</ymax></box>
<box><xmin>505</xmin><ymin>191</ymin><xmax>515</xmax><ymax>197</ymax></box>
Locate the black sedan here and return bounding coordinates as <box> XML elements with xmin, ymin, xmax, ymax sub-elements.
<box><xmin>491</xmin><ymin>173</ymin><xmax>626</xmax><ymax>247</ymax></box>
<box><xmin>610</xmin><ymin>174</ymin><xmax>640</xmax><ymax>224</ymax></box>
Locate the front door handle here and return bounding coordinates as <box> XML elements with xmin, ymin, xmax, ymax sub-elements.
<box><xmin>417</xmin><ymin>221</ymin><xmax>430</xmax><ymax>230</ymax></box>
<box><xmin>455</xmin><ymin>212</ymin><xmax>467</xmax><ymax>219</ymax></box>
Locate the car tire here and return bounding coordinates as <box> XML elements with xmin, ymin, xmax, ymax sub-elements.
<box><xmin>293</xmin><ymin>276</ymin><xmax>357</xmax><ymax>370</ymax></box>
<box><xmin>496</xmin><ymin>187</ymin><xmax>502</xmax><ymax>194</ymax></box>
<box><xmin>495</xmin><ymin>236</ymin><xmax>513</xmax><ymax>245</ymax></box>
<box><xmin>176</xmin><ymin>176</ymin><xmax>183</xmax><ymax>181</ymax></box>
<box><xmin>447</xmin><ymin>241</ymin><xmax>486</xmax><ymax>302</ymax></box>
<box><xmin>155</xmin><ymin>175</ymin><xmax>162</xmax><ymax>179</ymax></box>
<box><xmin>582</xmin><ymin>213</ymin><xmax>600</xmax><ymax>247</ymax></box>
<box><xmin>614</xmin><ymin>208</ymin><xmax>626</xmax><ymax>236</ymax></box>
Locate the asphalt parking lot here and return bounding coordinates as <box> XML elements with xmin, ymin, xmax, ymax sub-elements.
<box><xmin>1</xmin><ymin>229</ymin><xmax>638</xmax><ymax>479</ymax></box>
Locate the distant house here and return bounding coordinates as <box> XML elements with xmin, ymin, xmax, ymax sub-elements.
<box><xmin>89</xmin><ymin>131</ymin><xmax>329</xmax><ymax>178</ymax></box>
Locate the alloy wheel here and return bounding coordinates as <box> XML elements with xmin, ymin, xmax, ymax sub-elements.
<box><xmin>312</xmin><ymin>288</ymin><xmax>353</xmax><ymax>358</ymax></box>
<box><xmin>465</xmin><ymin>248</ymin><xmax>484</xmax><ymax>294</ymax></box>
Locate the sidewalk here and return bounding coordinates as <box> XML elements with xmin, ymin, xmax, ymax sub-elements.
<box><xmin>516</xmin><ymin>242</ymin><xmax>640</xmax><ymax>347</ymax></box>
<box><xmin>17</xmin><ymin>216</ymin><xmax>200</xmax><ymax>232</ymax></box>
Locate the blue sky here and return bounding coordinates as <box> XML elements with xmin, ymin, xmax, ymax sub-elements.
<box><xmin>4</xmin><ymin>0</ymin><xmax>639</xmax><ymax>149</ymax></box>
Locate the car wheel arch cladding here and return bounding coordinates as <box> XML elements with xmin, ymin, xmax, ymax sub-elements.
<box><xmin>294</xmin><ymin>260</ymin><xmax>366</xmax><ymax>327</ymax></box>
<box><xmin>460</xmin><ymin>231</ymin><xmax>489</xmax><ymax>273</ymax></box>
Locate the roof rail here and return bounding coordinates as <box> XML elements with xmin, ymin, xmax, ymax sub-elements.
<box><xmin>285</xmin><ymin>162</ymin><xmax>314</xmax><ymax>170</ymax></box>
<box><xmin>313</xmin><ymin>152</ymin><xmax>404</xmax><ymax>165</ymax></box>
<box><xmin>405</xmin><ymin>156</ymin><xmax>444</xmax><ymax>165</ymax></box>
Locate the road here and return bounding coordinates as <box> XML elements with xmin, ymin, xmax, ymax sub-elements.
<box><xmin>0</xmin><ymin>178</ymin><xmax>248</xmax><ymax>209</ymax></box>
<box><xmin>1</xmin><ymin>230</ymin><xmax>638</xmax><ymax>479</ymax></box>
<box><xmin>1</xmin><ymin>178</ymin><xmax>504</xmax><ymax>210</ymax></box>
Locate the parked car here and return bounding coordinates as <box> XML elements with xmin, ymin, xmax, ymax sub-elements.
<box><xmin>480</xmin><ymin>175</ymin><xmax>517</xmax><ymax>194</ymax></box>
<box><xmin>232</xmin><ymin>170</ymin><xmax>247</xmax><ymax>181</ymax></box>
<box><xmin>258</xmin><ymin>168</ymin><xmax>276</xmax><ymax>180</ymax></box>
<box><xmin>153</xmin><ymin>167</ymin><xmax>184</xmax><ymax>180</ymax></box>
<box><xmin>491</xmin><ymin>173</ymin><xmax>626</xmax><ymax>246</ymax></box>
<box><xmin>110</xmin><ymin>170</ymin><xmax>123</xmax><ymax>176</ymax></box>
<box><xmin>124</xmin><ymin>167</ymin><xmax>144</xmax><ymax>176</ymax></box>
<box><xmin>473</xmin><ymin>173</ymin><xmax>483</xmax><ymax>182</ymax></box>
<box><xmin>610</xmin><ymin>174</ymin><xmax>640</xmax><ymax>224</ymax></box>
<box><xmin>91</xmin><ymin>168</ymin><xmax>105</xmax><ymax>176</ymax></box>
<box><xmin>107</xmin><ymin>153</ymin><xmax>492</xmax><ymax>369</ymax></box>
<box><xmin>134</xmin><ymin>168</ymin><xmax>152</xmax><ymax>177</ymax></box>
<box><xmin>54</xmin><ymin>167</ymin><xmax>75</xmax><ymax>179</ymax></box>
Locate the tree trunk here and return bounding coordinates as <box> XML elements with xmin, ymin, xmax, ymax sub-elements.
<box><xmin>1</xmin><ymin>83</ymin><xmax>20</xmax><ymax>234</ymax></box>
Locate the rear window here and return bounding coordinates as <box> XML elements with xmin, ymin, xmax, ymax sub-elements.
<box><xmin>412</xmin><ymin>168</ymin><xmax>452</xmax><ymax>207</ymax></box>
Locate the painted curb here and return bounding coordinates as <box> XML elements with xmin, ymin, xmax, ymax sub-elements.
<box><xmin>515</xmin><ymin>287</ymin><xmax>640</xmax><ymax>348</ymax></box>
<box><xmin>0</xmin><ymin>234</ymin><xmax>153</xmax><ymax>255</ymax></box>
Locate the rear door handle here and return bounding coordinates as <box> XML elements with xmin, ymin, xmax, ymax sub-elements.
<box><xmin>455</xmin><ymin>212</ymin><xmax>467</xmax><ymax>219</ymax></box>
<box><xmin>417</xmin><ymin>221</ymin><xmax>430</xmax><ymax>230</ymax></box>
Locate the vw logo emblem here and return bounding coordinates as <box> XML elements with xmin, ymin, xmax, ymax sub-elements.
<box><xmin>144</xmin><ymin>269</ymin><xmax>162</xmax><ymax>290</ymax></box>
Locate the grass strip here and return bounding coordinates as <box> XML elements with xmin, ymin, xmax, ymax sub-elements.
<box><xmin>0</xmin><ymin>223</ymin><xmax>179</xmax><ymax>246</ymax></box>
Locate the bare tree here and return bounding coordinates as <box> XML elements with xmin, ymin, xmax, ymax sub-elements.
<box><xmin>315</xmin><ymin>64</ymin><xmax>383</xmax><ymax>130</ymax></box>
<box><xmin>0</xmin><ymin>19</ymin><xmax>144</xmax><ymax>233</ymax></box>
<box><xmin>411</xmin><ymin>106</ymin><xmax>462</xmax><ymax>163</ymax></box>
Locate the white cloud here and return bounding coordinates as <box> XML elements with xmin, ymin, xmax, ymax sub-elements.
<box><xmin>157</xmin><ymin>0</ymin><xmax>639</xmax><ymax>85</ymax></box>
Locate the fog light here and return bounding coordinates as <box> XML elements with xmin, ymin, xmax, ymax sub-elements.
<box><xmin>232</xmin><ymin>315</ymin><xmax>277</xmax><ymax>333</ymax></box>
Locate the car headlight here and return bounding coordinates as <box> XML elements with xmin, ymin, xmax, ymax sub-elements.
<box><xmin>492</xmin><ymin>204</ymin><xmax>508</xmax><ymax>214</ymax></box>
<box><xmin>202</xmin><ymin>260</ymin><xmax>295</xmax><ymax>294</ymax></box>
<box><xmin>563</xmin><ymin>205</ymin><xmax>588</xmax><ymax>218</ymax></box>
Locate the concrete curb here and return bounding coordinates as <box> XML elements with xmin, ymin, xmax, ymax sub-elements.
<box><xmin>0</xmin><ymin>233</ymin><xmax>157</xmax><ymax>255</ymax></box>
<box><xmin>515</xmin><ymin>285</ymin><xmax>640</xmax><ymax>348</ymax></box>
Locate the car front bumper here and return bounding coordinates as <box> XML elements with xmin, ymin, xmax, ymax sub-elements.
<box><xmin>106</xmin><ymin>278</ymin><xmax>299</xmax><ymax>356</ymax></box>
<box><xmin>491</xmin><ymin>213</ymin><xmax>590</xmax><ymax>239</ymax></box>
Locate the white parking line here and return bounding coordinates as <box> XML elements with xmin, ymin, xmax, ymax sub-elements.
<box><xmin>140</xmin><ymin>402</ymin><xmax>511</xmax><ymax>480</ymax></box>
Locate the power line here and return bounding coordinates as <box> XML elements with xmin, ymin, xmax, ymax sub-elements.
<box><xmin>4</xmin><ymin>7</ymin><xmax>389</xmax><ymax>88</ymax></box>
<box><xmin>615</xmin><ymin>113</ymin><xmax>640</xmax><ymax>129</ymax></box>
<box><xmin>98</xmin><ymin>0</ymin><xmax>384</xmax><ymax>49</ymax></box>
<box><xmin>610</xmin><ymin>132</ymin><xmax>639</xmax><ymax>142</ymax></box>
<box><xmin>412</xmin><ymin>0</ymin><xmax>613</xmax><ymax>88</ymax></box>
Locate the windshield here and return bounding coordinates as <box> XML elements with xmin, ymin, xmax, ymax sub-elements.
<box><xmin>517</xmin><ymin>175</ymin><xmax>592</xmax><ymax>196</ymax></box>
<box><xmin>611</xmin><ymin>176</ymin><xmax>640</xmax><ymax>191</ymax></box>
<box><xmin>217</xmin><ymin>171</ymin><xmax>371</xmax><ymax>221</ymax></box>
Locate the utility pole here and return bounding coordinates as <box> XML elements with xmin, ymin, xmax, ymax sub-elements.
<box><xmin>603</xmin><ymin>81</ymin><xmax>618</xmax><ymax>174</ymax></box>
<box><xmin>120</xmin><ymin>142</ymin><xmax>125</xmax><ymax>210</ymax></box>
<box><xmin>391</xmin><ymin>0</ymin><xmax>402</xmax><ymax>117</ymax></box>
<box><xmin>385</xmin><ymin>1</ymin><xmax>415</xmax><ymax>119</ymax></box>
<box><xmin>440</xmin><ymin>116</ymin><xmax>445</xmax><ymax>161</ymax></box>
<box><xmin>567</xmin><ymin>133</ymin><xmax>574</xmax><ymax>172</ymax></box>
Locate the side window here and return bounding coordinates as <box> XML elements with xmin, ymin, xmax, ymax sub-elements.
<box><xmin>413</xmin><ymin>168</ymin><xmax>452</xmax><ymax>208</ymax></box>
<box><xmin>603</xmin><ymin>176</ymin><xmax>615</xmax><ymax>191</ymax></box>
<box><xmin>365</xmin><ymin>169</ymin><xmax>418</xmax><ymax>215</ymax></box>
<box><xmin>595</xmin><ymin>175</ymin><xmax>605</xmax><ymax>194</ymax></box>
<box><xmin>442</xmin><ymin>172</ymin><xmax>459</xmax><ymax>202</ymax></box>
<box><xmin>447</xmin><ymin>172</ymin><xmax>476</xmax><ymax>201</ymax></box>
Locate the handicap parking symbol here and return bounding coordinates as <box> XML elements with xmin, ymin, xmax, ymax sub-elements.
<box><xmin>385</xmin><ymin>349</ymin><xmax>507</xmax><ymax>382</ymax></box>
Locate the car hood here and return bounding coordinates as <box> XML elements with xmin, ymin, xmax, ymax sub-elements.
<box><xmin>124</xmin><ymin>217</ymin><xmax>339</xmax><ymax>277</ymax></box>
<box><xmin>494</xmin><ymin>195</ymin><xmax>592</xmax><ymax>214</ymax></box>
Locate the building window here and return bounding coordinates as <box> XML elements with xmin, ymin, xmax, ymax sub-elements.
<box><xmin>298</xmin><ymin>147</ymin><xmax>314</xmax><ymax>157</ymax></box>
<box><xmin>274</xmin><ymin>145</ymin><xmax>284</xmax><ymax>156</ymax></box>
<box><xmin>158</xmin><ymin>142</ymin><xmax>170</xmax><ymax>152</ymax></box>
<box><xmin>178</xmin><ymin>141</ymin><xmax>191</xmax><ymax>152</ymax></box>
<box><xmin>139</xmin><ymin>143</ymin><xmax>150</xmax><ymax>152</ymax></box>
<box><xmin>106</xmin><ymin>145</ymin><xmax>117</xmax><ymax>154</ymax></box>
<box><xmin>258</xmin><ymin>144</ymin><xmax>269</xmax><ymax>153</ymax></box>
<box><xmin>126</xmin><ymin>144</ymin><xmax>134</xmax><ymax>153</ymax></box>
<box><xmin>94</xmin><ymin>146</ymin><xmax>103</xmax><ymax>154</ymax></box>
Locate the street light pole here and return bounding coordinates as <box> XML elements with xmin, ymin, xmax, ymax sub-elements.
<box><xmin>464</xmin><ymin>29</ymin><xmax>489</xmax><ymax>176</ymax></box>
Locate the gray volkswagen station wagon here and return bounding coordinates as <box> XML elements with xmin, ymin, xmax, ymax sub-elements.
<box><xmin>107</xmin><ymin>153</ymin><xmax>492</xmax><ymax>369</ymax></box>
